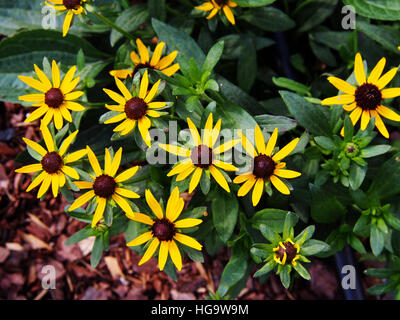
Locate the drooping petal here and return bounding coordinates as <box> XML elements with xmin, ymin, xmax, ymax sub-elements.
<box><xmin>158</xmin><ymin>240</ymin><xmax>169</xmax><ymax>271</ymax></box>
<box><xmin>22</xmin><ymin>138</ymin><xmax>46</xmax><ymax>157</ymax></box>
<box><xmin>37</xmin><ymin>174</ymin><xmax>52</xmax><ymax>198</ymax></box>
<box><xmin>69</xmin><ymin>190</ymin><xmax>96</xmax><ymax>211</ymax></box>
<box><xmin>237</xmin><ymin>175</ymin><xmax>257</xmax><ymax>197</ymax></box>
<box><xmin>26</xmin><ymin>171</ymin><xmax>47</xmax><ymax>192</ymax></box>
<box><xmin>376</xmin><ymin>105</ymin><xmax>400</xmax><ymax>122</ymax></box>
<box><xmin>112</xmin><ymin>193</ymin><xmax>134</xmax><ymax>216</ymax></box>
<box><xmin>222</xmin><ymin>5</ymin><xmax>235</xmax><ymax>25</ymax></box>
<box><xmin>270</xmin><ymin>175</ymin><xmax>290</xmax><ymax>195</ymax></box>
<box><xmin>360</xmin><ymin>110</ymin><xmax>370</xmax><ymax>130</ymax></box>
<box><xmin>189</xmin><ymin>167</ymin><xmax>202</xmax><ymax>193</ymax></box>
<box><xmin>252</xmin><ymin>178</ymin><xmax>264</xmax><ymax>206</ymax></box>
<box><xmin>174</xmin><ymin>233</ymin><xmax>202</xmax><ymax>251</ymax></box>
<box><xmin>62</xmin><ymin>10</ymin><xmax>74</xmax><ymax>37</ymax></box>
<box><xmin>209</xmin><ymin>165</ymin><xmax>230</xmax><ymax>192</ymax></box>
<box><xmin>370</xmin><ymin>110</ymin><xmax>389</xmax><ymax>138</ymax></box>
<box><xmin>212</xmin><ymin>159</ymin><xmax>238</xmax><ymax>172</ymax></box>
<box><xmin>139</xmin><ymin>238</ymin><xmax>160</xmax><ymax>265</ymax></box>
<box><xmin>92</xmin><ymin>197</ymin><xmax>107</xmax><ymax>227</ymax></box>
<box><xmin>61</xmin><ymin>165</ymin><xmax>79</xmax><ymax>180</ymax></box>
<box><xmin>176</xmin><ymin>165</ymin><xmax>196</xmax><ymax>181</ymax></box>
<box><xmin>168</xmin><ymin>240</ymin><xmax>182</xmax><ymax>271</ymax></box>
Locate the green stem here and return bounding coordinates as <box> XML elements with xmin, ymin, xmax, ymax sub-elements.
<box><xmin>86</xmin><ymin>5</ymin><xmax>135</xmax><ymax>42</ymax></box>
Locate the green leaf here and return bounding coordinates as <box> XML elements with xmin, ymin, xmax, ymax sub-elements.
<box><xmin>211</xmin><ymin>191</ymin><xmax>239</xmax><ymax>243</ymax></box>
<box><xmin>255</xmin><ymin>114</ymin><xmax>297</xmax><ymax>133</ymax></box>
<box><xmin>237</xmin><ymin>37</ymin><xmax>257</xmax><ymax>92</ymax></box>
<box><xmin>65</xmin><ymin>226</ymin><xmax>97</xmax><ymax>245</ymax></box>
<box><xmin>152</xmin><ymin>18</ymin><xmax>205</xmax><ymax>66</ymax></box>
<box><xmin>301</xmin><ymin>239</ymin><xmax>330</xmax><ymax>256</ymax></box>
<box><xmin>367</xmin><ymin>280</ymin><xmax>399</xmax><ymax>295</ymax></box>
<box><xmin>368</xmin><ymin>153</ymin><xmax>400</xmax><ymax>200</ymax></box>
<box><xmin>293</xmin><ymin>262</ymin><xmax>311</xmax><ymax>280</ymax></box>
<box><xmin>250</xmin><ymin>209</ymin><xmax>297</xmax><ymax>233</ymax></box>
<box><xmin>110</xmin><ymin>5</ymin><xmax>149</xmax><ymax>46</ymax></box>
<box><xmin>343</xmin><ymin>115</ymin><xmax>354</xmax><ymax>142</ymax></box>
<box><xmin>280</xmin><ymin>91</ymin><xmax>331</xmax><ymax>136</ymax></box>
<box><xmin>90</xmin><ymin>235</ymin><xmax>104</xmax><ymax>268</ymax></box>
<box><xmin>314</xmin><ymin>136</ymin><xmax>336</xmax><ymax>151</ymax></box>
<box><xmin>254</xmin><ymin>260</ymin><xmax>275</xmax><ymax>278</ymax></box>
<box><xmin>213</xmin><ymin>100</ymin><xmax>258</xmax><ymax>132</ymax></box>
<box><xmin>384</xmin><ymin>212</ymin><xmax>400</xmax><ymax>232</ymax></box>
<box><xmin>364</xmin><ymin>268</ymin><xmax>398</xmax><ymax>279</ymax></box>
<box><xmin>343</xmin><ymin>0</ymin><xmax>400</xmax><ymax>21</ymax></box>
<box><xmin>360</xmin><ymin>145</ymin><xmax>391</xmax><ymax>158</ymax></box>
<box><xmin>348</xmin><ymin>234</ymin><xmax>367</xmax><ymax>254</ymax></box>
<box><xmin>234</xmin><ymin>0</ymin><xmax>276</xmax><ymax>6</ymax></box>
<box><xmin>241</xmin><ymin>7</ymin><xmax>295</xmax><ymax>32</ymax></box>
<box><xmin>216</xmin><ymin>241</ymin><xmax>249</xmax><ymax>297</ymax></box>
<box><xmin>148</xmin><ymin>0</ymin><xmax>166</xmax><ymax>22</ymax></box>
<box><xmin>349</xmin><ymin>164</ymin><xmax>367</xmax><ymax>191</ymax></box>
<box><xmin>201</xmin><ymin>40</ymin><xmax>224</xmax><ymax>74</ymax></box>
<box><xmin>279</xmin><ymin>265</ymin><xmax>291</xmax><ymax>289</ymax></box>
<box><xmin>310</xmin><ymin>184</ymin><xmax>346</xmax><ymax>223</ymax></box>
<box><xmin>283</xmin><ymin>212</ymin><xmax>297</xmax><ymax>239</ymax></box>
<box><xmin>272</xmin><ymin>77</ymin><xmax>310</xmax><ymax>96</ymax></box>
<box><xmin>357</xmin><ymin>21</ymin><xmax>400</xmax><ymax>54</ymax></box>
<box><xmin>259</xmin><ymin>224</ymin><xmax>280</xmax><ymax>243</ymax></box>
<box><xmin>370</xmin><ymin>224</ymin><xmax>385</xmax><ymax>256</ymax></box>
<box><xmin>294</xmin><ymin>225</ymin><xmax>315</xmax><ymax>246</ymax></box>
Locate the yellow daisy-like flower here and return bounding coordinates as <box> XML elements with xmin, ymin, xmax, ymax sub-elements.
<box><xmin>321</xmin><ymin>53</ymin><xmax>400</xmax><ymax>138</ymax></box>
<box><xmin>195</xmin><ymin>0</ymin><xmax>237</xmax><ymax>25</ymax></box>
<box><xmin>45</xmin><ymin>0</ymin><xmax>87</xmax><ymax>37</ymax></box>
<box><xmin>126</xmin><ymin>187</ymin><xmax>203</xmax><ymax>271</ymax></box>
<box><xmin>110</xmin><ymin>38</ymin><xmax>180</xmax><ymax>79</ymax></box>
<box><xmin>273</xmin><ymin>238</ymin><xmax>301</xmax><ymax>267</ymax></box>
<box><xmin>103</xmin><ymin>70</ymin><xmax>167</xmax><ymax>146</ymax></box>
<box><xmin>18</xmin><ymin>60</ymin><xmax>85</xmax><ymax>130</ymax></box>
<box><xmin>159</xmin><ymin>113</ymin><xmax>239</xmax><ymax>193</ymax></box>
<box><xmin>233</xmin><ymin>126</ymin><xmax>301</xmax><ymax>206</ymax></box>
<box><xmin>15</xmin><ymin>124</ymin><xmax>86</xmax><ymax>198</ymax></box>
<box><xmin>68</xmin><ymin>146</ymin><xmax>140</xmax><ymax>227</ymax></box>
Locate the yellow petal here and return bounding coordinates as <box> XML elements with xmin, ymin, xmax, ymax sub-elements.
<box><xmin>103</xmin><ymin>88</ymin><xmax>126</xmax><ymax>105</ymax></box>
<box><xmin>174</xmin><ymin>233</ymin><xmax>202</xmax><ymax>251</ymax></box>
<box><xmin>51</xmin><ymin>60</ymin><xmax>60</xmax><ymax>88</ymax></box>
<box><xmin>321</xmin><ymin>94</ymin><xmax>355</xmax><ymax>105</ymax></box>
<box><xmin>272</xmin><ymin>138</ymin><xmax>299</xmax><ymax>162</ymax></box>
<box><xmin>145</xmin><ymin>80</ymin><xmax>161</xmax><ymax>103</ymax></box>
<box><xmin>376</xmin><ymin>105</ymin><xmax>400</xmax><ymax>122</ymax></box>
<box><xmin>37</xmin><ymin>174</ymin><xmax>52</xmax><ymax>198</ymax></box>
<box><xmin>63</xmin><ymin>149</ymin><xmax>87</xmax><ymax>164</ymax></box>
<box><xmin>274</xmin><ymin>169</ymin><xmax>301</xmax><ymax>179</ymax></box>
<box><xmin>73</xmin><ymin>181</ymin><xmax>93</xmax><ymax>189</ymax></box>
<box><xmin>40</xmin><ymin>125</ymin><xmax>55</xmax><ymax>152</ymax></box>
<box><xmin>115</xmin><ymin>187</ymin><xmax>140</xmax><ymax>199</ymax></box>
<box><xmin>166</xmin><ymin>186</ymin><xmax>184</xmax><ymax>222</ymax></box>
<box><xmin>238</xmin><ymin>130</ymin><xmax>256</xmax><ymax>158</ymax></box>
<box><xmin>127</xmin><ymin>231</ymin><xmax>153</xmax><ymax>247</ymax></box>
<box><xmin>209</xmin><ymin>165</ymin><xmax>230</xmax><ymax>192</ymax></box>
<box><xmin>252</xmin><ymin>178</ymin><xmax>264</xmax><ymax>206</ymax></box>
<box><xmin>33</xmin><ymin>64</ymin><xmax>52</xmax><ymax>90</ymax></box>
<box><xmin>92</xmin><ymin>197</ymin><xmax>107</xmax><ymax>227</ymax></box>
<box><xmin>115</xmin><ymin>77</ymin><xmax>132</xmax><ymax>100</ymax></box>
<box><xmin>327</xmin><ymin>76</ymin><xmax>356</xmax><ymax>94</ymax></box>
<box><xmin>139</xmin><ymin>70</ymin><xmax>149</xmax><ymax>99</ymax></box>
<box><xmin>189</xmin><ymin>167</ymin><xmax>202</xmax><ymax>193</ymax></box>
<box><xmin>86</xmin><ymin>146</ymin><xmax>102</xmax><ymax>176</ymax></box>
<box><xmin>254</xmin><ymin>125</ymin><xmax>266</xmax><ymax>155</ymax></box>
<box><xmin>237</xmin><ymin>175</ymin><xmax>256</xmax><ymax>197</ymax></box>
<box><xmin>18</xmin><ymin>76</ymin><xmax>48</xmax><ymax>93</ymax></box>
<box><xmin>168</xmin><ymin>240</ymin><xmax>182</xmax><ymax>271</ymax></box>
<box><xmin>26</xmin><ymin>171</ymin><xmax>47</xmax><ymax>192</ymax></box>
<box><xmin>150</xmin><ymin>42</ymin><xmax>165</xmax><ymax>67</ymax></box>
<box><xmin>112</xmin><ymin>193</ymin><xmax>134</xmax><ymax>215</ymax></box>
<box><xmin>59</xmin><ymin>130</ymin><xmax>78</xmax><ymax>156</ymax></box>
<box><xmin>139</xmin><ymin>238</ymin><xmax>160</xmax><ymax>265</ymax></box>
<box><xmin>222</xmin><ymin>5</ymin><xmax>235</xmax><ymax>25</ymax></box>
<box><xmin>270</xmin><ymin>175</ymin><xmax>290</xmax><ymax>195</ymax></box>
<box><xmin>381</xmin><ymin>88</ymin><xmax>400</xmax><ymax>99</ymax></box>
<box><xmin>126</xmin><ymin>212</ymin><xmax>154</xmax><ymax>225</ymax></box>
<box><xmin>376</xmin><ymin>68</ymin><xmax>398</xmax><ymax>90</ymax></box>
<box><xmin>360</xmin><ymin>110</ymin><xmax>370</xmax><ymax>130</ymax></box>
<box><xmin>370</xmin><ymin>110</ymin><xmax>389</xmax><ymax>138</ymax></box>
<box><xmin>69</xmin><ymin>190</ymin><xmax>95</xmax><ymax>211</ymax></box>
<box><xmin>368</xmin><ymin>57</ymin><xmax>386</xmax><ymax>84</ymax></box>
<box><xmin>110</xmin><ymin>147</ymin><xmax>122</xmax><ymax>177</ymax></box>
<box><xmin>61</xmin><ymin>165</ymin><xmax>79</xmax><ymax>180</ymax></box>
<box><xmin>115</xmin><ymin>166</ymin><xmax>139</xmax><ymax>183</ymax></box>
<box><xmin>136</xmin><ymin>38</ymin><xmax>150</xmax><ymax>64</ymax></box>
<box><xmin>145</xmin><ymin>189</ymin><xmax>164</xmax><ymax>219</ymax></box>
<box><xmin>354</xmin><ymin>53</ymin><xmax>366</xmax><ymax>85</ymax></box>
<box><xmin>212</xmin><ymin>159</ymin><xmax>238</xmax><ymax>172</ymax></box>
<box><xmin>174</xmin><ymin>218</ymin><xmax>203</xmax><ymax>229</ymax></box>
<box><xmin>62</xmin><ymin>10</ymin><xmax>74</xmax><ymax>37</ymax></box>
<box><xmin>158</xmin><ymin>240</ymin><xmax>169</xmax><ymax>271</ymax></box>
<box><xmin>15</xmin><ymin>163</ymin><xmax>43</xmax><ymax>173</ymax></box>
<box><xmin>157</xmin><ymin>51</ymin><xmax>178</xmax><ymax>70</ymax></box>
<box><xmin>159</xmin><ymin>144</ymin><xmax>191</xmax><ymax>157</ymax></box>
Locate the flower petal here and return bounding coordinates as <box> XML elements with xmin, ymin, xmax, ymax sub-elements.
<box><xmin>272</xmin><ymin>138</ymin><xmax>299</xmax><ymax>162</ymax></box>
<box><xmin>127</xmin><ymin>231</ymin><xmax>153</xmax><ymax>247</ymax></box>
<box><xmin>209</xmin><ymin>165</ymin><xmax>230</xmax><ymax>192</ymax></box>
<box><xmin>139</xmin><ymin>238</ymin><xmax>159</xmax><ymax>265</ymax></box>
<box><xmin>145</xmin><ymin>189</ymin><xmax>164</xmax><ymax>219</ymax></box>
<box><xmin>270</xmin><ymin>175</ymin><xmax>290</xmax><ymax>195</ymax></box>
<box><xmin>174</xmin><ymin>233</ymin><xmax>202</xmax><ymax>251</ymax></box>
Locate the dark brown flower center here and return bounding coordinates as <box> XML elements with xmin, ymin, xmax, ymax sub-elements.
<box><xmin>45</xmin><ymin>88</ymin><xmax>64</xmax><ymax>109</ymax></box>
<box><xmin>93</xmin><ymin>174</ymin><xmax>116</xmax><ymax>198</ymax></box>
<box><xmin>253</xmin><ymin>154</ymin><xmax>276</xmax><ymax>178</ymax></box>
<box><xmin>151</xmin><ymin>218</ymin><xmax>176</xmax><ymax>241</ymax></box>
<box><xmin>190</xmin><ymin>144</ymin><xmax>214</xmax><ymax>168</ymax></box>
<box><xmin>355</xmin><ymin>83</ymin><xmax>382</xmax><ymax>110</ymax></box>
<box><xmin>214</xmin><ymin>0</ymin><xmax>227</xmax><ymax>6</ymax></box>
<box><xmin>124</xmin><ymin>97</ymin><xmax>148</xmax><ymax>120</ymax></box>
<box><xmin>63</xmin><ymin>0</ymin><xmax>82</xmax><ymax>9</ymax></box>
<box><xmin>276</xmin><ymin>241</ymin><xmax>297</xmax><ymax>264</ymax></box>
<box><xmin>41</xmin><ymin>152</ymin><xmax>63</xmax><ymax>174</ymax></box>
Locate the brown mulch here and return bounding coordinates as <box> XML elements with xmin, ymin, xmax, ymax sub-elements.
<box><xmin>0</xmin><ymin>102</ymin><xmax>382</xmax><ymax>300</ymax></box>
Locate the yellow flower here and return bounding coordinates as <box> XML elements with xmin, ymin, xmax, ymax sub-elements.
<box><xmin>273</xmin><ymin>238</ymin><xmax>301</xmax><ymax>267</ymax></box>
<box><xmin>126</xmin><ymin>187</ymin><xmax>203</xmax><ymax>271</ymax></box>
<box><xmin>159</xmin><ymin>113</ymin><xmax>239</xmax><ymax>193</ymax></box>
<box><xmin>15</xmin><ymin>124</ymin><xmax>86</xmax><ymax>198</ymax></box>
<box><xmin>18</xmin><ymin>60</ymin><xmax>85</xmax><ymax>130</ymax></box>
<box><xmin>110</xmin><ymin>38</ymin><xmax>180</xmax><ymax>79</ymax></box>
<box><xmin>195</xmin><ymin>0</ymin><xmax>237</xmax><ymax>25</ymax></box>
<box><xmin>103</xmin><ymin>70</ymin><xmax>167</xmax><ymax>146</ymax></box>
<box><xmin>321</xmin><ymin>53</ymin><xmax>400</xmax><ymax>138</ymax></box>
<box><xmin>233</xmin><ymin>126</ymin><xmax>301</xmax><ymax>206</ymax></box>
<box><xmin>45</xmin><ymin>0</ymin><xmax>87</xmax><ymax>37</ymax></box>
<box><xmin>68</xmin><ymin>147</ymin><xmax>140</xmax><ymax>227</ymax></box>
